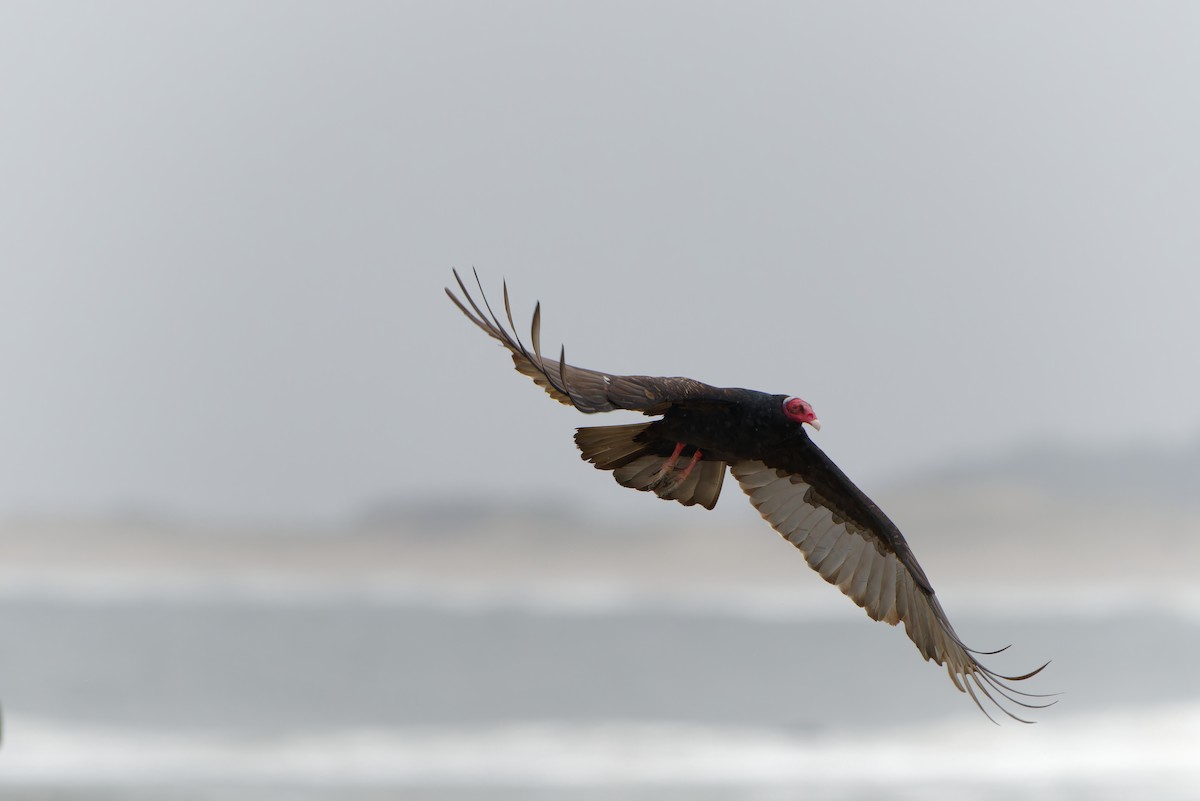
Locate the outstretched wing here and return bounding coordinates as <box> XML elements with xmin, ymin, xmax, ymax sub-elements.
<box><xmin>446</xmin><ymin>269</ymin><xmax>719</xmax><ymax>414</ymax></box>
<box><xmin>732</xmin><ymin>440</ymin><xmax>1052</xmax><ymax>723</ymax></box>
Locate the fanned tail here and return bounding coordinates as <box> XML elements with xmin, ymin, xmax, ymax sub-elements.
<box><xmin>575</xmin><ymin>423</ymin><xmax>726</xmax><ymax>510</ymax></box>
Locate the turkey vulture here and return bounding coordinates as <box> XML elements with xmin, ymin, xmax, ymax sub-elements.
<box><xmin>446</xmin><ymin>269</ymin><xmax>1051</xmax><ymax>722</ymax></box>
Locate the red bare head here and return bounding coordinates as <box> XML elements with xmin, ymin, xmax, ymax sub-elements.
<box><xmin>782</xmin><ymin>396</ymin><xmax>821</xmax><ymax>431</ymax></box>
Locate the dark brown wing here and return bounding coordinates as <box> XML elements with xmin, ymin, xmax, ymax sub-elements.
<box><xmin>446</xmin><ymin>269</ymin><xmax>720</xmax><ymax>414</ymax></box>
<box><xmin>732</xmin><ymin>437</ymin><xmax>1053</xmax><ymax>723</ymax></box>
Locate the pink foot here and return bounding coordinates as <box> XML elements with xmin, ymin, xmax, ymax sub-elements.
<box><xmin>649</xmin><ymin>442</ymin><xmax>702</xmax><ymax>491</ymax></box>
<box><xmin>675</xmin><ymin>448</ymin><xmax>703</xmax><ymax>483</ymax></box>
<box><xmin>649</xmin><ymin>442</ymin><xmax>686</xmax><ymax>485</ymax></box>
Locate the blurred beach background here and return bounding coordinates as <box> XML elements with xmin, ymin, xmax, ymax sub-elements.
<box><xmin>4</xmin><ymin>455</ymin><xmax>1200</xmax><ymax>800</ymax></box>
<box><xmin>3</xmin><ymin>2</ymin><xmax>1200</xmax><ymax>799</ymax></box>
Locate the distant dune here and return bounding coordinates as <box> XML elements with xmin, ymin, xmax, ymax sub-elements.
<box><xmin>1</xmin><ymin>440</ymin><xmax>1197</xmax><ymax>600</ymax></box>
<box><xmin>892</xmin><ymin>436</ymin><xmax>1200</xmax><ymax>508</ymax></box>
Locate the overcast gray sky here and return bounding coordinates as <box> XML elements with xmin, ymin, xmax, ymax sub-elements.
<box><xmin>1</xmin><ymin>2</ymin><xmax>1198</xmax><ymax>523</ymax></box>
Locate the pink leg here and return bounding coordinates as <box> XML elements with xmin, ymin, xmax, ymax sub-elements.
<box><xmin>650</xmin><ymin>442</ymin><xmax>702</xmax><ymax>490</ymax></box>
<box><xmin>675</xmin><ymin>448</ymin><xmax>703</xmax><ymax>483</ymax></box>
<box><xmin>651</xmin><ymin>442</ymin><xmax>686</xmax><ymax>482</ymax></box>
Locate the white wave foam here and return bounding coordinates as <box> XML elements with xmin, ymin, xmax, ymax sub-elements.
<box><xmin>0</xmin><ymin>570</ymin><xmax>866</xmax><ymax>619</ymax></box>
<box><xmin>2</xmin><ymin>704</ymin><xmax>1199</xmax><ymax>791</ymax></box>
<box><xmin>2</xmin><ymin>569</ymin><xmax>1199</xmax><ymax>623</ymax></box>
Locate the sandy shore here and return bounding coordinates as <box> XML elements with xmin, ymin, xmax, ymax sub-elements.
<box><xmin>1</xmin><ymin>483</ymin><xmax>1197</xmax><ymax>600</ymax></box>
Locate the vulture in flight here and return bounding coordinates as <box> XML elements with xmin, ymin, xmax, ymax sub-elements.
<box><xmin>446</xmin><ymin>269</ymin><xmax>1051</xmax><ymax>722</ymax></box>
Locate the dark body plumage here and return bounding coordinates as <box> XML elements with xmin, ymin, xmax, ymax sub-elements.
<box><xmin>628</xmin><ymin>392</ymin><xmax>791</xmax><ymax>469</ymax></box>
<box><xmin>446</xmin><ymin>269</ymin><xmax>1050</xmax><ymax>722</ymax></box>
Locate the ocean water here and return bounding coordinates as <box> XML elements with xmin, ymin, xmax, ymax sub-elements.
<box><xmin>0</xmin><ymin>577</ymin><xmax>1198</xmax><ymax>800</ymax></box>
